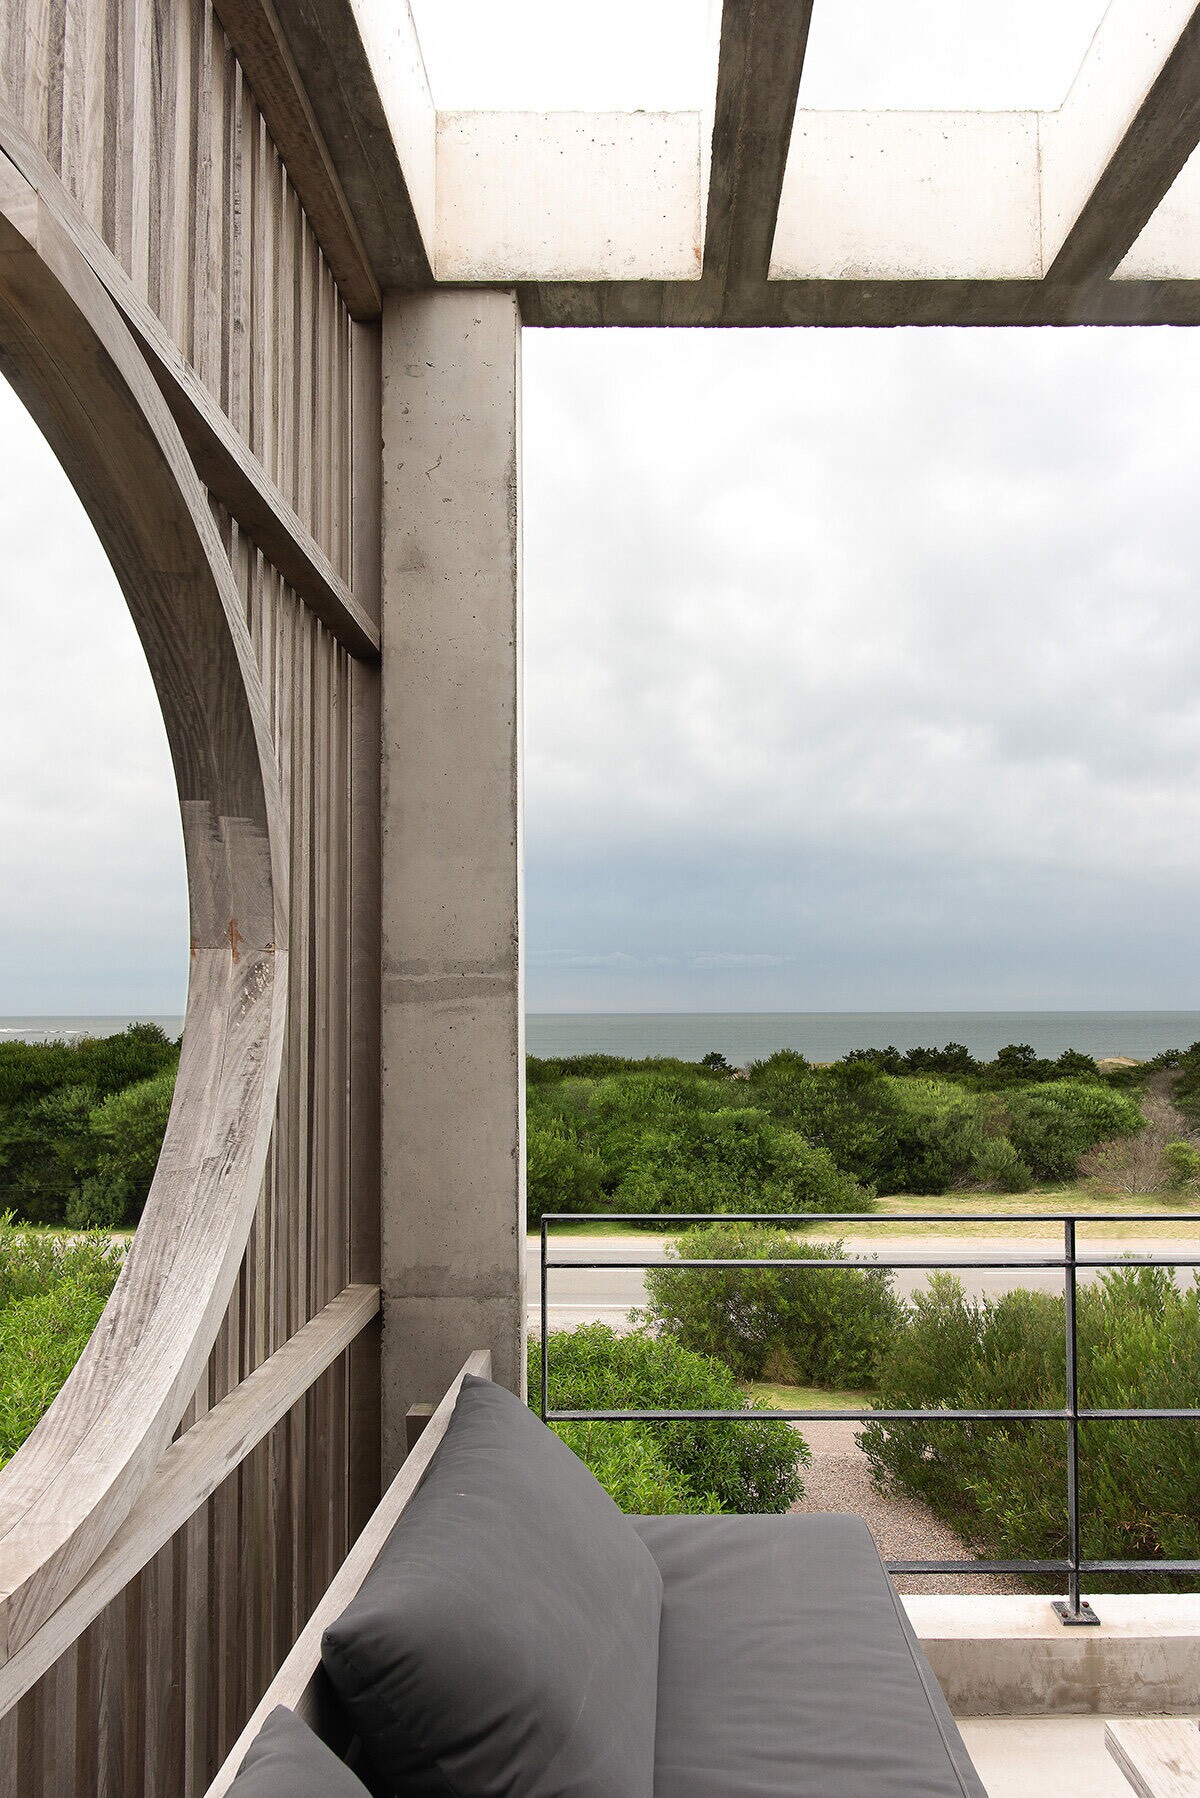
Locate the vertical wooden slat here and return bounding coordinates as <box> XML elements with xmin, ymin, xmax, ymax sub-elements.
<box><xmin>60</xmin><ymin>0</ymin><xmax>104</xmax><ymax>224</ymax></box>
<box><xmin>43</xmin><ymin>0</ymin><xmax>66</xmax><ymax>176</ymax></box>
<box><xmin>127</xmin><ymin>0</ymin><xmax>152</xmax><ymax>298</ymax></box>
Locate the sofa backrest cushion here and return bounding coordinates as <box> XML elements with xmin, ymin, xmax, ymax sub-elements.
<box><xmin>321</xmin><ymin>1374</ymin><xmax>663</xmax><ymax>1798</ymax></box>
<box><xmin>228</xmin><ymin>1706</ymin><xmax>371</xmax><ymax>1795</ymax></box>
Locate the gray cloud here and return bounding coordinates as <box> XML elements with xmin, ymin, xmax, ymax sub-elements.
<box><xmin>523</xmin><ymin>327</ymin><xmax>1200</xmax><ymax>1010</ymax></box>
<box><xmin>0</xmin><ymin>380</ymin><xmax>188</xmax><ymax>1014</ymax></box>
<box><xmin>3</xmin><ymin>303</ymin><xmax>1199</xmax><ymax>1019</ymax></box>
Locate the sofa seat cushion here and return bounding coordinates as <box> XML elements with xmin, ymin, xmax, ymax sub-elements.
<box><xmin>632</xmin><ymin>1513</ymin><xmax>985</xmax><ymax>1798</ymax></box>
<box><xmin>228</xmin><ymin>1706</ymin><xmax>371</xmax><ymax>1795</ymax></box>
<box><xmin>322</xmin><ymin>1375</ymin><xmax>663</xmax><ymax>1798</ymax></box>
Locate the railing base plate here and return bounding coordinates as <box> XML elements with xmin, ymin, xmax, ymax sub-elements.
<box><xmin>1053</xmin><ymin>1599</ymin><xmax>1101</xmax><ymax>1627</ymax></box>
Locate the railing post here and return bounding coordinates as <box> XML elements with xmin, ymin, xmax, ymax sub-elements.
<box><xmin>541</xmin><ymin>1217</ymin><xmax>549</xmax><ymax>1420</ymax></box>
<box><xmin>1054</xmin><ymin>1217</ymin><xmax>1099</xmax><ymax>1626</ymax></box>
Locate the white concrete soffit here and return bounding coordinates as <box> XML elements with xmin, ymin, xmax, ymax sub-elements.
<box><xmin>355</xmin><ymin>0</ymin><xmax>1200</xmax><ymax>291</ymax></box>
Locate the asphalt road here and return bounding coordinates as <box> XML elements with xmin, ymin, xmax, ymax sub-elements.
<box><xmin>528</xmin><ymin>1232</ymin><xmax>1200</xmax><ymax>1330</ymax></box>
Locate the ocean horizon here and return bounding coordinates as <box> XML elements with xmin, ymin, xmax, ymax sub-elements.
<box><xmin>525</xmin><ymin>1010</ymin><xmax>1200</xmax><ymax>1063</ymax></box>
<box><xmin>6</xmin><ymin>1010</ymin><xmax>1200</xmax><ymax>1064</ymax></box>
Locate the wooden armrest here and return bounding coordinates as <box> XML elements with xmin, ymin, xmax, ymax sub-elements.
<box><xmin>204</xmin><ymin>1349</ymin><xmax>492</xmax><ymax>1795</ymax></box>
<box><xmin>1105</xmin><ymin>1718</ymin><xmax>1200</xmax><ymax>1797</ymax></box>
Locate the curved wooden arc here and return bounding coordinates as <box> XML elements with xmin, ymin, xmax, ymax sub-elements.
<box><xmin>0</xmin><ymin>144</ymin><xmax>288</xmax><ymax>1660</ymax></box>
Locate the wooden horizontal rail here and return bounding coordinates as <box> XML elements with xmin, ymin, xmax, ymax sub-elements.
<box><xmin>0</xmin><ymin>103</ymin><xmax>380</xmax><ymax>662</ymax></box>
<box><xmin>206</xmin><ymin>1348</ymin><xmax>492</xmax><ymax>1797</ymax></box>
<box><xmin>0</xmin><ymin>1285</ymin><xmax>380</xmax><ymax>1716</ymax></box>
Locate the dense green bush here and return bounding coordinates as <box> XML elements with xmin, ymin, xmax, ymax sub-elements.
<box><xmin>1004</xmin><ymin>1081</ymin><xmax>1144</xmax><ymax>1182</ymax></box>
<box><xmin>641</xmin><ymin>1222</ymin><xmax>901</xmax><ymax>1387</ymax></box>
<box><xmin>1171</xmin><ymin>1043</ymin><xmax>1200</xmax><ymax>1125</ymax></box>
<box><xmin>527</xmin><ymin>1048</ymin><xmax>1153</xmax><ymax>1213</ymax></box>
<box><xmin>526</xmin><ymin>1065</ymin><xmax>867</xmax><ymax>1223</ymax></box>
<box><xmin>0</xmin><ymin>1215</ymin><xmax>125</xmax><ymax>1467</ymax></box>
<box><xmin>744</xmin><ymin>1054</ymin><xmax>1022</xmax><ymax>1195</ymax></box>
<box><xmin>0</xmin><ymin>1025</ymin><xmax>179</xmax><ymax>1224</ymax></box>
<box><xmin>1163</xmin><ymin>1140</ymin><xmax>1200</xmax><ymax>1189</ymax></box>
<box><xmin>841</xmin><ymin>1041</ymin><xmax>1107</xmax><ymax>1087</ymax></box>
<box><xmin>861</xmin><ymin>1266</ymin><xmax>1200</xmax><ymax>1588</ymax></box>
<box><xmin>530</xmin><ymin>1323</ymin><xmax>806</xmax><ymax>1513</ymax></box>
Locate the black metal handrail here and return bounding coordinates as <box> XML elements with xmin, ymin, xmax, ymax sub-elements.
<box><xmin>538</xmin><ymin>1210</ymin><xmax>1200</xmax><ymax>1625</ymax></box>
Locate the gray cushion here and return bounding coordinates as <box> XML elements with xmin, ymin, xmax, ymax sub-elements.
<box><xmin>230</xmin><ymin>1706</ymin><xmax>371</xmax><ymax>1795</ymax></box>
<box><xmin>321</xmin><ymin>1375</ymin><xmax>663</xmax><ymax>1798</ymax></box>
<box><xmin>633</xmin><ymin>1512</ymin><xmax>986</xmax><ymax>1798</ymax></box>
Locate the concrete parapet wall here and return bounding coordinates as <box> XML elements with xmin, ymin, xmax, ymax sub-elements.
<box><xmin>907</xmin><ymin>1595</ymin><xmax>1200</xmax><ymax>1716</ymax></box>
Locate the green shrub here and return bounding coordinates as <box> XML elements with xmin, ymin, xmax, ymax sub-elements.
<box><xmin>526</xmin><ymin>1065</ymin><xmax>868</xmax><ymax>1220</ymax></box>
<box><xmin>529</xmin><ymin>1323</ymin><xmax>806</xmax><ymax>1514</ymax></box>
<box><xmin>861</xmin><ymin>1266</ymin><xmax>1200</xmax><ymax>1588</ymax></box>
<box><xmin>0</xmin><ymin>1282</ymin><xmax>114</xmax><ymax>1467</ymax></box>
<box><xmin>0</xmin><ymin>1212</ymin><xmax>124</xmax><ymax>1311</ymax></box>
<box><xmin>87</xmin><ymin>1066</ymin><xmax>176</xmax><ymax>1217</ymax></box>
<box><xmin>526</xmin><ymin>1120</ymin><xmax>605</xmax><ymax>1223</ymax></box>
<box><xmin>1163</xmin><ymin>1140</ymin><xmax>1200</xmax><ymax>1190</ymax></box>
<box><xmin>550</xmin><ymin>1421</ymin><xmax>723</xmax><ymax>1513</ymax></box>
<box><xmin>1171</xmin><ymin>1043</ymin><xmax>1200</xmax><ymax>1125</ymax></box>
<box><xmin>970</xmin><ymin>1134</ymin><xmax>1034</xmax><ymax>1193</ymax></box>
<box><xmin>0</xmin><ymin>1026</ymin><xmax>179</xmax><ymax>1223</ymax></box>
<box><xmin>641</xmin><ymin>1222</ymin><xmax>902</xmax><ymax>1387</ymax></box>
<box><xmin>65</xmin><ymin>1171</ymin><xmax>134</xmax><ymax>1230</ymax></box>
<box><xmin>1004</xmin><ymin>1081</ymin><xmax>1144</xmax><ymax>1182</ymax></box>
<box><xmin>0</xmin><ymin>1217</ymin><xmax>125</xmax><ymax>1468</ymax></box>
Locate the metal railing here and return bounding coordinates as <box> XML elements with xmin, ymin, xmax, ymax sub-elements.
<box><xmin>538</xmin><ymin>1210</ymin><xmax>1200</xmax><ymax>1625</ymax></box>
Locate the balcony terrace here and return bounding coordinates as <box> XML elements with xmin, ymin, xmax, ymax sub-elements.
<box><xmin>3</xmin><ymin>1</ymin><xmax>1200</xmax><ymax>1792</ymax></box>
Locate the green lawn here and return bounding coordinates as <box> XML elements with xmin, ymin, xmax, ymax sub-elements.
<box><xmin>533</xmin><ymin>1188</ymin><xmax>1200</xmax><ymax>1247</ymax></box>
<box><xmin>747</xmin><ymin>1380</ymin><xmax>873</xmax><ymax>1413</ymax></box>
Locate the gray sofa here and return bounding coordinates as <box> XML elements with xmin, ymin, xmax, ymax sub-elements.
<box><xmin>219</xmin><ymin>1370</ymin><xmax>987</xmax><ymax>1798</ymax></box>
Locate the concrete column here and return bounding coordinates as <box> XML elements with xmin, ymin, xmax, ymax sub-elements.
<box><xmin>379</xmin><ymin>290</ymin><xmax>525</xmax><ymax>1477</ymax></box>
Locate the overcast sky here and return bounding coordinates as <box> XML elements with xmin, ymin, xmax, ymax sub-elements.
<box><xmin>4</xmin><ymin>3</ymin><xmax>1200</xmax><ymax>1017</ymax></box>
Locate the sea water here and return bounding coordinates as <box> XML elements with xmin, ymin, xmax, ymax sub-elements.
<box><xmin>524</xmin><ymin>1012</ymin><xmax>1200</xmax><ymax>1064</ymax></box>
<box><xmin>6</xmin><ymin>1011</ymin><xmax>1200</xmax><ymax>1064</ymax></box>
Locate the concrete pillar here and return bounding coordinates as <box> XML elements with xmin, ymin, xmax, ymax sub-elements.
<box><xmin>379</xmin><ymin>290</ymin><xmax>525</xmax><ymax>1477</ymax></box>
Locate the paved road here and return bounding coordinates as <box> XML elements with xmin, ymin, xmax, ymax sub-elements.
<box><xmin>528</xmin><ymin>1233</ymin><xmax>1200</xmax><ymax>1330</ymax></box>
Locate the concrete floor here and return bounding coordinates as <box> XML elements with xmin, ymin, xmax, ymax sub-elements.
<box><xmin>957</xmin><ymin>1717</ymin><xmax>1139</xmax><ymax>1797</ymax></box>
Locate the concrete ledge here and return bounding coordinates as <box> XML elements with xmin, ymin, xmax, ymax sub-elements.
<box><xmin>904</xmin><ymin>1595</ymin><xmax>1200</xmax><ymax>1716</ymax></box>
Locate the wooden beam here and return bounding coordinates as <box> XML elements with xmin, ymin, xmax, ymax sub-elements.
<box><xmin>137</xmin><ymin>326</ymin><xmax>382</xmax><ymax>661</ymax></box>
<box><xmin>206</xmin><ymin>1350</ymin><xmax>492</xmax><ymax>1797</ymax></box>
<box><xmin>0</xmin><ymin>1287</ymin><xmax>379</xmax><ymax>1716</ymax></box>
<box><xmin>1106</xmin><ymin>1719</ymin><xmax>1200</xmax><ymax>1798</ymax></box>
<box><xmin>0</xmin><ymin>102</ymin><xmax>380</xmax><ymax>659</ymax></box>
<box><xmin>1044</xmin><ymin>0</ymin><xmax>1200</xmax><ymax>284</ymax></box>
<box><xmin>209</xmin><ymin>0</ymin><xmax>381</xmax><ymax>319</ymax></box>
<box><xmin>703</xmin><ymin>0</ymin><xmax>815</xmax><ymax>315</ymax></box>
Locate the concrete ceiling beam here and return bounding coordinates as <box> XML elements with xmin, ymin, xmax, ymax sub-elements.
<box><xmin>269</xmin><ymin>0</ymin><xmax>435</xmax><ymax>292</ymax></box>
<box><xmin>1043</xmin><ymin>0</ymin><xmax>1200</xmax><ymax>285</ymax></box>
<box><xmin>210</xmin><ymin>0</ymin><xmax>383</xmax><ymax>317</ymax></box>
<box><xmin>703</xmin><ymin>0</ymin><xmax>815</xmax><ymax>316</ymax></box>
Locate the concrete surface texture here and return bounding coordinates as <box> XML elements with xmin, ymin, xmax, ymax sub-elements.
<box><xmin>279</xmin><ymin>0</ymin><xmax>1200</xmax><ymax>324</ymax></box>
<box><xmin>380</xmin><ymin>290</ymin><xmax>527</xmax><ymax>1472</ymax></box>
<box><xmin>957</xmin><ymin>1716</ymin><xmax>1150</xmax><ymax>1798</ymax></box>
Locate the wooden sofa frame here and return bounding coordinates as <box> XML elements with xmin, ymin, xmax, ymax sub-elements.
<box><xmin>205</xmin><ymin>1350</ymin><xmax>492</xmax><ymax>1796</ymax></box>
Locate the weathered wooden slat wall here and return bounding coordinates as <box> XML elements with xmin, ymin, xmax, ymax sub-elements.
<box><xmin>0</xmin><ymin>2</ymin><xmax>381</xmax><ymax>1792</ymax></box>
<box><xmin>1</xmin><ymin>0</ymin><xmax>360</xmax><ymax>582</ymax></box>
<box><xmin>7</xmin><ymin>1360</ymin><xmax>355</xmax><ymax>1796</ymax></box>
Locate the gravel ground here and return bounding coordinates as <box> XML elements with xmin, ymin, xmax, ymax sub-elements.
<box><xmin>791</xmin><ymin>1420</ymin><xmax>1028</xmax><ymax>1596</ymax></box>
